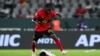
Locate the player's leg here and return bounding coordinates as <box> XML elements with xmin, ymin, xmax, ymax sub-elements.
<box><xmin>50</xmin><ymin>33</ymin><xmax>67</xmax><ymax>54</ymax></box>
<box><xmin>31</xmin><ymin>31</ymin><xmax>43</xmax><ymax>56</ymax></box>
<box><xmin>47</xmin><ymin>30</ymin><xmax>67</xmax><ymax>54</ymax></box>
<box><xmin>50</xmin><ymin>34</ymin><xmax>64</xmax><ymax>52</ymax></box>
<box><xmin>31</xmin><ymin>39</ymin><xmax>36</xmax><ymax>56</ymax></box>
<box><xmin>44</xmin><ymin>29</ymin><xmax>66</xmax><ymax>53</ymax></box>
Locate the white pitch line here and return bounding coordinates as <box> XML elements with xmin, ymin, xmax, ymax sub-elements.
<box><xmin>84</xmin><ymin>49</ymin><xmax>96</xmax><ymax>53</ymax></box>
<box><xmin>90</xmin><ymin>49</ymin><xmax>96</xmax><ymax>51</ymax></box>
<box><xmin>85</xmin><ymin>50</ymin><xmax>90</xmax><ymax>53</ymax></box>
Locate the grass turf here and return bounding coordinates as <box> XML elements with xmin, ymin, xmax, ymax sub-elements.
<box><xmin>0</xmin><ymin>49</ymin><xmax>100</xmax><ymax>56</ymax></box>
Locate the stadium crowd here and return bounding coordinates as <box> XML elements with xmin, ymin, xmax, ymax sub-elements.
<box><xmin>0</xmin><ymin>0</ymin><xmax>100</xmax><ymax>19</ymax></box>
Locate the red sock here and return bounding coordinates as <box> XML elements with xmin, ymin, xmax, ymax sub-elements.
<box><xmin>54</xmin><ymin>38</ymin><xmax>63</xmax><ymax>52</ymax></box>
<box><xmin>31</xmin><ymin>42</ymin><xmax>36</xmax><ymax>52</ymax></box>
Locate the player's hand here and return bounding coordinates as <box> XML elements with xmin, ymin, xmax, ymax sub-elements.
<box><xmin>32</xmin><ymin>19</ymin><xmax>42</xmax><ymax>24</ymax></box>
<box><xmin>32</xmin><ymin>18</ymin><xmax>48</xmax><ymax>24</ymax></box>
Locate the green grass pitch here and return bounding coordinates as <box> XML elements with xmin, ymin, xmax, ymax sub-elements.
<box><xmin>0</xmin><ymin>49</ymin><xmax>100</xmax><ymax>56</ymax></box>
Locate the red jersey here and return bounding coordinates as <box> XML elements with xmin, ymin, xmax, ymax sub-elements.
<box><xmin>34</xmin><ymin>8</ymin><xmax>57</xmax><ymax>32</ymax></box>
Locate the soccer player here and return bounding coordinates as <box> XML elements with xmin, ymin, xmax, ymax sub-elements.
<box><xmin>31</xmin><ymin>3</ymin><xmax>66</xmax><ymax>56</ymax></box>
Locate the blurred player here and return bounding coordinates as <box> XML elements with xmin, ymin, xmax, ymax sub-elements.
<box><xmin>77</xmin><ymin>18</ymin><xmax>88</xmax><ymax>30</ymax></box>
<box><xmin>39</xmin><ymin>49</ymin><xmax>56</xmax><ymax>56</ymax></box>
<box><xmin>31</xmin><ymin>3</ymin><xmax>66</xmax><ymax>56</ymax></box>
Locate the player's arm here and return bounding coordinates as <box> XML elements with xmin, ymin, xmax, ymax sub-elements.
<box><xmin>32</xmin><ymin>17</ymin><xmax>43</xmax><ymax>23</ymax></box>
<box><xmin>51</xmin><ymin>10</ymin><xmax>62</xmax><ymax>20</ymax></box>
<box><xmin>52</xmin><ymin>13</ymin><xmax>61</xmax><ymax>20</ymax></box>
<box><xmin>54</xmin><ymin>13</ymin><xmax>61</xmax><ymax>19</ymax></box>
<box><xmin>32</xmin><ymin>9</ymin><xmax>43</xmax><ymax>23</ymax></box>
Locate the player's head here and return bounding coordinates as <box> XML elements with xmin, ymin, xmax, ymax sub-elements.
<box><xmin>44</xmin><ymin>3</ymin><xmax>55</xmax><ymax>13</ymax></box>
<box><xmin>39</xmin><ymin>52</ymin><xmax>47</xmax><ymax>56</ymax></box>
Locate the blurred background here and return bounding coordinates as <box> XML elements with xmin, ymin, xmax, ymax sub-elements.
<box><xmin>0</xmin><ymin>0</ymin><xmax>100</xmax><ymax>30</ymax></box>
<box><xmin>0</xmin><ymin>0</ymin><xmax>100</xmax><ymax>19</ymax></box>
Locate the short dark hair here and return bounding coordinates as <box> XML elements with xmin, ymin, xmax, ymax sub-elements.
<box><xmin>44</xmin><ymin>3</ymin><xmax>54</xmax><ymax>9</ymax></box>
<box><xmin>39</xmin><ymin>52</ymin><xmax>47</xmax><ymax>56</ymax></box>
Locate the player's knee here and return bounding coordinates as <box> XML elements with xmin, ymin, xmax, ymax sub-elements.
<box><xmin>32</xmin><ymin>36</ymin><xmax>37</xmax><ymax>43</ymax></box>
<box><xmin>50</xmin><ymin>34</ymin><xmax>58</xmax><ymax>39</ymax></box>
<box><xmin>32</xmin><ymin>37</ymin><xmax>36</xmax><ymax>42</ymax></box>
<box><xmin>32</xmin><ymin>40</ymin><xmax>36</xmax><ymax>44</ymax></box>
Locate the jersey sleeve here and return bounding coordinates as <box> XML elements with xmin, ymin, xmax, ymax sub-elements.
<box><xmin>52</xmin><ymin>10</ymin><xmax>61</xmax><ymax>19</ymax></box>
<box><xmin>52</xmin><ymin>10</ymin><xmax>57</xmax><ymax>17</ymax></box>
<box><xmin>34</xmin><ymin>9</ymin><xmax>42</xmax><ymax>20</ymax></box>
